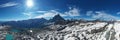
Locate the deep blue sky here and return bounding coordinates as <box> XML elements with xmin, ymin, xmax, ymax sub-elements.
<box><xmin>0</xmin><ymin>0</ymin><xmax>120</xmax><ymax>21</ymax></box>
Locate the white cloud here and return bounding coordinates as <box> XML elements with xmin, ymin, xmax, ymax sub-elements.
<box><xmin>0</xmin><ymin>2</ymin><xmax>18</xmax><ymax>8</ymax></box>
<box><xmin>85</xmin><ymin>11</ymin><xmax>119</xmax><ymax>21</ymax></box>
<box><xmin>35</xmin><ymin>7</ymin><xmax>80</xmax><ymax>18</ymax></box>
<box><xmin>65</xmin><ymin>7</ymin><xmax>80</xmax><ymax>16</ymax></box>
<box><xmin>23</xmin><ymin>12</ymin><xmax>33</xmax><ymax>18</ymax></box>
<box><xmin>86</xmin><ymin>11</ymin><xmax>93</xmax><ymax>16</ymax></box>
<box><xmin>35</xmin><ymin>10</ymin><xmax>59</xmax><ymax>18</ymax></box>
<box><xmin>35</xmin><ymin>10</ymin><xmax>68</xmax><ymax>18</ymax></box>
<box><xmin>117</xmin><ymin>12</ymin><xmax>120</xmax><ymax>15</ymax></box>
<box><xmin>37</xmin><ymin>11</ymin><xmax>47</xmax><ymax>13</ymax></box>
<box><xmin>92</xmin><ymin>11</ymin><xmax>118</xmax><ymax>21</ymax></box>
<box><xmin>23</xmin><ymin>7</ymin><xmax>81</xmax><ymax>19</ymax></box>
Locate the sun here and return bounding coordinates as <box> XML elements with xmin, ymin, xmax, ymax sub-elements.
<box><xmin>26</xmin><ymin>0</ymin><xmax>34</xmax><ymax>7</ymax></box>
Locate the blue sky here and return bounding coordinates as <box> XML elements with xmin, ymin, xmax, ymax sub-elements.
<box><xmin>0</xmin><ymin>0</ymin><xmax>120</xmax><ymax>21</ymax></box>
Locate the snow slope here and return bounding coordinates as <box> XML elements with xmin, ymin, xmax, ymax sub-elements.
<box><xmin>1</xmin><ymin>22</ymin><xmax>120</xmax><ymax>40</ymax></box>
<box><xmin>36</xmin><ymin>22</ymin><xmax>120</xmax><ymax>40</ymax></box>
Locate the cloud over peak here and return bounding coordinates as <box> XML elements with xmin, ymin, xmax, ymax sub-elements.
<box><xmin>33</xmin><ymin>7</ymin><xmax>81</xmax><ymax>18</ymax></box>
<box><xmin>35</xmin><ymin>10</ymin><xmax>60</xmax><ymax>18</ymax></box>
<box><xmin>65</xmin><ymin>7</ymin><xmax>80</xmax><ymax>16</ymax></box>
<box><xmin>86</xmin><ymin>11</ymin><xmax>119</xmax><ymax>21</ymax></box>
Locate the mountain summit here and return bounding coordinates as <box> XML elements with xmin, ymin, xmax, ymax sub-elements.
<box><xmin>49</xmin><ymin>14</ymin><xmax>66</xmax><ymax>25</ymax></box>
<box><xmin>49</xmin><ymin>14</ymin><xmax>65</xmax><ymax>22</ymax></box>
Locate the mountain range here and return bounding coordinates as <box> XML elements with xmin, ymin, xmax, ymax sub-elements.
<box><xmin>0</xmin><ymin>14</ymin><xmax>66</xmax><ymax>28</ymax></box>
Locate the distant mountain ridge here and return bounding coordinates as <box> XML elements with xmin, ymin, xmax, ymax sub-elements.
<box><xmin>0</xmin><ymin>18</ymin><xmax>48</xmax><ymax>28</ymax></box>
<box><xmin>0</xmin><ymin>14</ymin><xmax>66</xmax><ymax>28</ymax></box>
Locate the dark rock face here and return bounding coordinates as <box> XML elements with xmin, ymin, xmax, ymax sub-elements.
<box><xmin>49</xmin><ymin>14</ymin><xmax>66</xmax><ymax>25</ymax></box>
<box><xmin>49</xmin><ymin>14</ymin><xmax>65</xmax><ymax>22</ymax></box>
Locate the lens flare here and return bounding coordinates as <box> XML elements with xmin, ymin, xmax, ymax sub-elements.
<box><xmin>26</xmin><ymin>0</ymin><xmax>33</xmax><ymax>7</ymax></box>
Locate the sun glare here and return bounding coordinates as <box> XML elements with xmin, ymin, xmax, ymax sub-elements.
<box><xmin>26</xmin><ymin>0</ymin><xmax>34</xmax><ymax>7</ymax></box>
